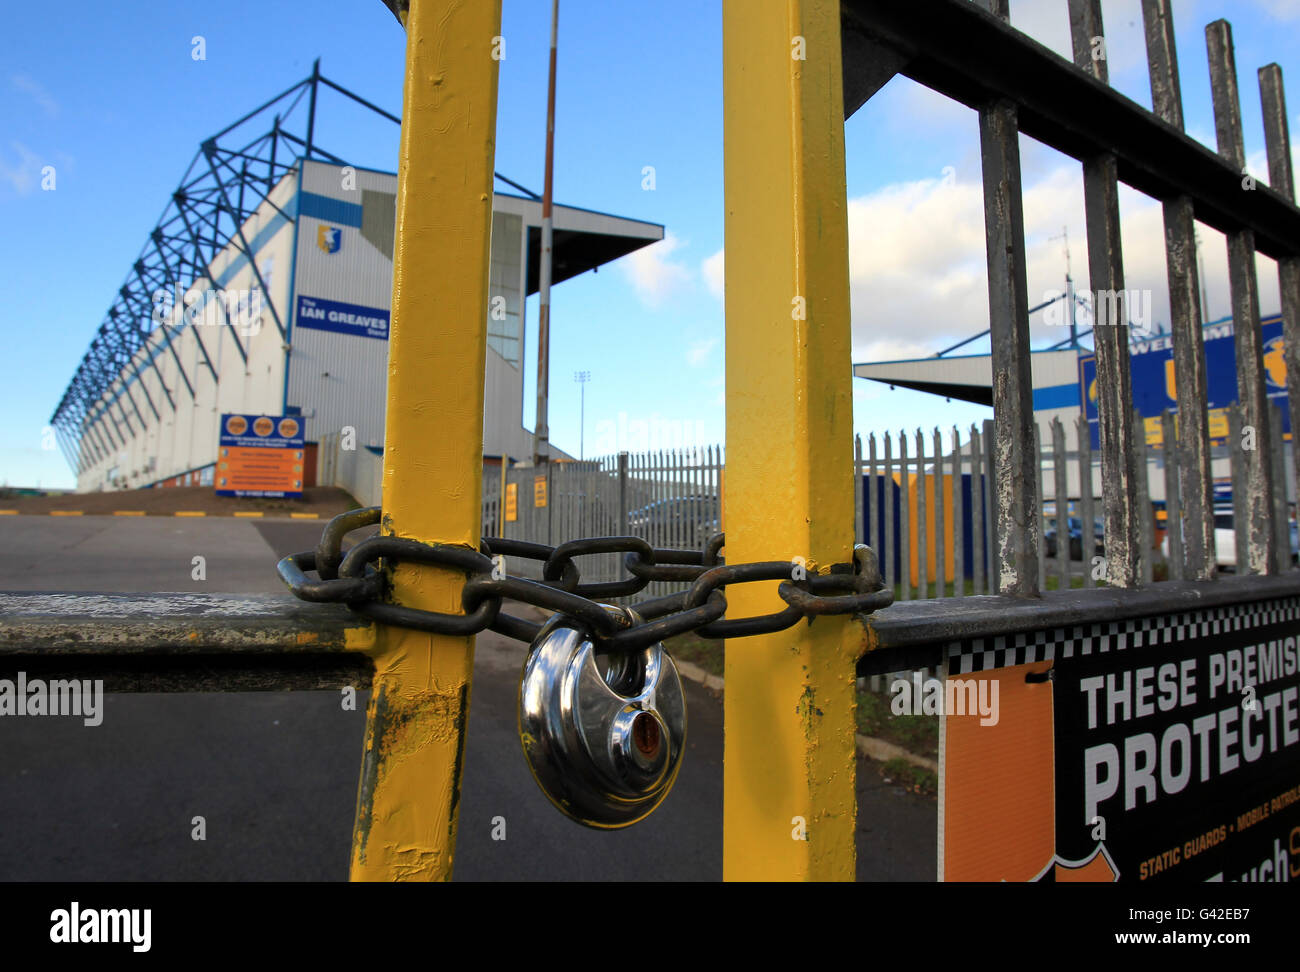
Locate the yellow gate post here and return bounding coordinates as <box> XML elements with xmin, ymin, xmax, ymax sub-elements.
<box><xmin>349</xmin><ymin>0</ymin><xmax>502</xmax><ymax>881</ymax></box>
<box><xmin>722</xmin><ymin>0</ymin><xmax>859</xmax><ymax>879</ymax></box>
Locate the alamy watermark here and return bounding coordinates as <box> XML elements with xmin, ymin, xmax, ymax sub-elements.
<box><xmin>592</xmin><ymin>411</ymin><xmax>709</xmax><ymax>454</ymax></box>
<box><xmin>50</xmin><ymin>902</ymin><xmax>150</xmax><ymax>952</ymax></box>
<box><xmin>890</xmin><ymin>672</ymin><xmax>1000</xmax><ymax>726</ymax></box>
<box><xmin>0</xmin><ymin>672</ymin><xmax>103</xmax><ymax>726</ymax></box>
<box><xmin>1042</xmin><ymin>288</ymin><xmax>1154</xmax><ymax>335</ymax></box>
<box><xmin>151</xmin><ymin>284</ymin><xmax>263</xmax><ymax>336</ymax></box>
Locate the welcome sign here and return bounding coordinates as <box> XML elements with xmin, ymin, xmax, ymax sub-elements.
<box><xmin>215</xmin><ymin>413</ymin><xmax>305</xmax><ymax>498</ymax></box>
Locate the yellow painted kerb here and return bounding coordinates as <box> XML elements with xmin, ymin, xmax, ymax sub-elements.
<box><xmin>348</xmin><ymin>0</ymin><xmax>502</xmax><ymax>883</ymax></box>
<box><xmin>722</xmin><ymin>0</ymin><xmax>859</xmax><ymax>880</ymax></box>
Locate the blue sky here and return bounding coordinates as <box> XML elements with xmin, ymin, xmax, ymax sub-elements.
<box><xmin>3</xmin><ymin>0</ymin><xmax>1299</xmax><ymax>488</ymax></box>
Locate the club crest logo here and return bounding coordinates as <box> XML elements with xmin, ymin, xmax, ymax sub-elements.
<box><xmin>1263</xmin><ymin>336</ymin><xmax>1286</xmax><ymax>389</ymax></box>
<box><xmin>317</xmin><ymin>225</ymin><xmax>342</xmax><ymax>254</ymax></box>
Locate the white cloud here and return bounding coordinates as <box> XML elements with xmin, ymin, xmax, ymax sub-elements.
<box><xmin>690</xmin><ymin>159</ymin><xmax>1283</xmax><ymax>369</ymax></box>
<box><xmin>855</xmin><ymin>338</ymin><xmax>941</xmax><ymax>363</ymax></box>
<box><xmin>620</xmin><ymin>231</ymin><xmax>692</xmax><ymax>307</ymax></box>
<box><xmin>0</xmin><ymin>141</ymin><xmax>42</xmax><ymax>195</ymax></box>
<box><xmin>845</xmin><ymin>171</ymin><xmax>990</xmax><ymax>359</ymax></box>
<box><xmin>686</xmin><ymin>337</ymin><xmax>717</xmax><ymax>367</ymax></box>
<box><xmin>1254</xmin><ymin>0</ymin><xmax>1300</xmax><ymax>19</ymax></box>
<box><xmin>894</xmin><ymin>81</ymin><xmax>972</xmax><ymax>131</ymax></box>
<box><xmin>1245</xmin><ymin>143</ymin><xmax>1300</xmax><ymax>194</ymax></box>
<box><xmin>1007</xmin><ymin>0</ymin><xmax>1148</xmax><ymax>76</ymax></box>
<box><xmin>702</xmin><ymin>248</ymin><xmax>724</xmax><ymax>299</ymax></box>
<box><xmin>11</xmin><ymin>74</ymin><xmax>58</xmax><ymax>117</ymax></box>
<box><xmin>843</xmin><ymin>149</ymin><xmax>1288</xmax><ymax>365</ymax></box>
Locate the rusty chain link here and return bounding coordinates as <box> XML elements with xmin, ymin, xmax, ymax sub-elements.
<box><xmin>277</xmin><ymin>506</ymin><xmax>892</xmax><ymax>652</ymax></box>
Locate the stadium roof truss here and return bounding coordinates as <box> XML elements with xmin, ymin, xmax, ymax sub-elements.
<box><xmin>49</xmin><ymin>62</ymin><xmax>543</xmax><ymax>475</ymax></box>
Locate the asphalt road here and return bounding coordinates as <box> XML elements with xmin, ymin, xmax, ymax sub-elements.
<box><xmin>0</xmin><ymin>515</ymin><xmax>935</xmax><ymax>880</ymax></box>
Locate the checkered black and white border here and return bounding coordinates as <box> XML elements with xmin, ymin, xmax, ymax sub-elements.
<box><xmin>945</xmin><ymin>595</ymin><xmax>1300</xmax><ymax>674</ymax></box>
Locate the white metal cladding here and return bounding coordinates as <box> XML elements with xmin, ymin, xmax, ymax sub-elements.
<box><xmin>74</xmin><ymin>170</ymin><xmax>297</xmax><ymax>491</ymax></box>
<box><xmin>286</xmin><ymin>161</ymin><xmax>576</xmax><ymax>462</ymax></box>
<box><xmin>72</xmin><ymin>156</ymin><xmax>661</xmax><ymax>491</ymax></box>
<box><xmin>852</xmin><ymin>348</ymin><xmax>1080</xmax><ymax>395</ymax></box>
<box><xmin>484</xmin><ymin>343</ymin><xmax>537</xmax><ymax>462</ymax></box>
<box><xmin>853</xmin><ymin>348</ymin><xmax>1085</xmax><ymax>448</ymax></box>
<box><xmin>287</xmin><ymin>160</ymin><xmax>397</xmax><ymax>449</ymax></box>
<box><xmin>489</xmin><ymin>211</ymin><xmax>523</xmax><ymax>367</ymax></box>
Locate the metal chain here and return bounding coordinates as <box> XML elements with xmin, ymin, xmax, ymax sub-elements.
<box><xmin>277</xmin><ymin>507</ymin><xmax>893</xmax><ymax>652</ymax></box>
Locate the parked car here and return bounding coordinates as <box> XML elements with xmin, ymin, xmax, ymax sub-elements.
<box><xmin>1044</xmin><ymin>516</ymin><xmax>1105</xmax><ymax>560</ymax></box>
<box><xmin>627</xmin><ymin>496</ymin><xmax>720</xmax><ymax>548</ymax></box>
<box><xmin>1159</xmin><ymin>508</ymin><xmax>1299</xmax><ymax>570</ymax></box>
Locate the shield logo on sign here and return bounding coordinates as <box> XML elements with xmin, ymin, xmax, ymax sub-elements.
<box><xmin>1263</xmin><ymin>336</ymin><xmax>1287</xmax><ymax>389</ymax></box>
<box><xmin>317</xmin><ymin>225</ymin><xmax>342</xmax><ymax>254</ymax></box>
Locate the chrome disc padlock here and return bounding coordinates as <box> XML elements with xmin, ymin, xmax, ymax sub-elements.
<box><xmin>518</xmin><ymin>605</ymin><xmax>686</xmax><ymax>828</ymax></box>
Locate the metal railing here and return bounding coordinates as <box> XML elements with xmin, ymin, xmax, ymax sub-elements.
<box><xmin>481</xmin><ymin>447</ymin><xmax>724</xmax><ymax>597</ymax></box>
<box><xmin>855</xmin><ymin>403</ymin><xmax>1296</xmax><ymax>600</ymax></box>
<box><xmin>317</xmin><ymin>431</ymin><xmax>385</xmax><ymax>507</ymax></box>
<box><xmin>4</xmin><ymin>0</ymin><xmax>1300</xmax><ymax>884</ymax></box>
<box><xmin>840</xmin><ymin>0</ymin><xmax>1300</xmax><ymax>592</ymax></box>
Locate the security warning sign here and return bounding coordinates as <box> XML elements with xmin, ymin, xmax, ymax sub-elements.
<box><xmin>942</xmin><ymin>597</ymin><xmax>1300</xmax><ymax>883</ymax></box>
<box><xmin>215</xmin><ymin>413</ymin><xmax>305</xmax><ymax>498</ymax></box>
<box><xmin>1052</xmin><ymin>600</ymin><xmax>1300</xmax><ymax>883</ymax></box>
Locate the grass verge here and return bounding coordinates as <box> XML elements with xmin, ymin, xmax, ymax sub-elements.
<box><xmin>855</xmin><ymin>688</ymin><xmax>938</xmax><ymax>761</ymax></box>
<box><xmin>877</xmin><ymin>756</ymin><xmax>938</xmax><ymax>796</ymax></box>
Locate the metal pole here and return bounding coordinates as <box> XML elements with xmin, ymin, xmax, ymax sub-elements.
<box><xmin>969</xmin><ymin>424</ymin><xmax>983</xmax><ymax>596</ymax></box>
<box><xmin>933</xmin><ymin>427</ymin><xmax>946</xmax><ymax>598</ymax></box>
<box><xmin>1229</xmin><ymin>404</ymin><xmax>1249</xmax><ymax>574</ymax></box>
<box><xmin>349</xmin><ymin>0</ymin><xmax>502</xmax><ymax>882</ymax></box>
<box><xmin>574</xmin><ymin>369</ymin><xmax>589</xmax><ymax>460</ymax></box>
<box><xmin>305</xmin><ymin>58</ymin><xmax>320</xmax><ymax>160</ymax></box>
<box><xmin>982</xmin><ymin>417</ymin><xmax>996</xmax><ymax>592</ymax></box>
<box><xmin>918</xmin><ymin>429</ymin><xmax>929</xmax><ymax>599</ymax></box>
<box><xmin>618</xmin><ymin>450</ymin><xmax>628</xmax><ymax>535</ymax></box>
<box><xmin>1141</xmin><ymin>0</ymin><xmax>1216</xmax><ymax>579</ymax></box>
<box><xmin>1071</xmin><ymin>0</ymin><xmax>1140</xmax><ymax>588</ymax></box>
<box><xmin>854</xmin><ymin>433</ymin><xmax>863</xmax><ymax>545</ymax></box>
<box><xmin>884</xmin><ymin>432</ymin><xmax>895</xmax><ymax>593</ymax></box>
<box><xmin>534</xmin><ymin>0</ymin><xmax>559</xmax><ymax>465</ymax></box>
<box><xmin>498</xmin><ymin>453</ymin><xmax>507</xmax><ymax>538</ymax></box>
<box><xmin>1162</xmin><ymin>410</ymin><xmax>1181</xmax><ymax>580</ymax></box>
<box><xmin>1035</xmin><ymin>421</ymin><xmax>1046</xmax><ymax>590</ymax></box>
<box><xmin>1272</xmin><ymin>401</ymin><xmax>1290</xmax><ymax>566</ymax></box>
<box><xmin>868</xmin><ymin>432</ymin><xmax>878</xmax><ymax>551</ymax></box>
<box><xmin>899</xmin><ymin>430</ymin><xmax>911</xmax><ymax>600</ymax></box>
<box><xmin>1053</xmin><ymin>418</ymin><xmax>1069</xmax><ymax>588</ymax></box>
<box><xmin>722</xmin><ymin>0</ymin><xmax>857</xmax><ymax>879</ymax></box>
<box><xmin>1134</xmin><ymin>410</ymin><xmax>1153</xmax><ymax>586</ymax></box>
<box><xmin>976</xmin><ymin>0</ymin><xmax>1039</xmax><ymax>596</ymax></box>
<box><xmin>1208</xmin><ymin>19</ymin><xmax>1277</xmax><ymax>574</ymax></box>
<box><xmin>1077</xmin><ymin>414</ymin><xmax>1096</xmax><ymax>588</ymax></box>
<box><xmin>1260</xmin><ymin>64</ymin><xmax>1300</xmax><ymax>569</ymax></box>
<box><xmin>952</xmin><ymin>426</ymin><xmax>965</xmax><ymax>596</ymax></box>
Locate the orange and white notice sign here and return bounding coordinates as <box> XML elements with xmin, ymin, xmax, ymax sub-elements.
<box><xmin>215</xmin><ymin>413</ymin><xmax>305</xmax><ymax>498</ymax></box>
